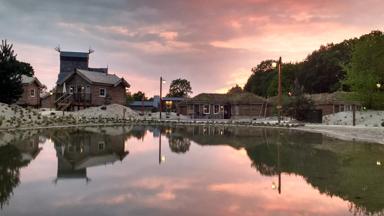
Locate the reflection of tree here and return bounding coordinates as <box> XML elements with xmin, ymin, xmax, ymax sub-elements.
<box><xmin>168</xmin><ymin>136</ymin><xmax>191</xmax><ymax>154</ymax></box>
<box><xmin>128</xmin><ymin>127</ymin><xmax>146</xmax><ymax>140</ymax></box>
<box><xmin>0</xmin><ymin>145</ymin><xmax>27</xmax><ymax>209</ymax></box>
<box><xmin>171</xmin><ymin>125</ymin><xmax>384</xmax><ymax>215</ymax></box>
<box><xmin>246</xmin><ymin>141</ymin><xmax>384</xmax><ymax>215</ymax></box>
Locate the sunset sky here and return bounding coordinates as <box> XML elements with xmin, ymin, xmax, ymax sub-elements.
<box><xmin>1</xmin><ymin>0</ymin><xmax>383</xmax><ymax>96</ymax></box>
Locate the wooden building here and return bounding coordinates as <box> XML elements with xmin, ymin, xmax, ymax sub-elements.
<box><xmin>178</xmin><ymin>93</ymin><xmax>267</xmax><ymax>119</ymax></box>
<box><xmin>16</xmin><ymin>75</ymin><xmax>45</xmax><ymax>108</ymax></box>
<box><xmin>55</xmin><ymin>69</ymin><xmax>130</xmax><ymax>111</ymax></box>
<box><xmin>308</xmin><ymin>92</ymin><xmax>362</xmax><ymax>115</ymax></box>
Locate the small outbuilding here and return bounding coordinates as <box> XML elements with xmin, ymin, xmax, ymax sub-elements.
<box><xmin>16</xmin><ymin>75</ymin><xmax>45</xmax><ymax>108</ymax></box>
<box><xmin>308</xmin><ymin>92</ymin><xmax>362</xmax><ymax>115</ymax></box>
<box><xmin>178</xmin><ymin>92</ymin><xmax>267</xmax><ymax>119</ymax></box>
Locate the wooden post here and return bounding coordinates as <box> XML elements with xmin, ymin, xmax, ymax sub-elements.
<box><xmin>160</xmin><ymin>77</ymin><xmax>163</xmax><ymax>120</ymax></box>
<box><xmin>352</xmin><ymin>104</ymin><xmax>356</xmax><ymax>126</ymax></box>
<box><xmin>277</xmin><ymin>57</ymin><xmax>282</xmax><ymax>124</ymax></box>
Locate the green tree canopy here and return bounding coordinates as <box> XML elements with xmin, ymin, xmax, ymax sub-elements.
<box><xmin>0</xmin><ymin>40</ymin><xmax>34</xmax><ymax>104</ymax></box>
<box><xmin>166</xmin><ymin>78</ymin><xmax>192</xmax><ymax>97</ymax></box>
<box><xmin>227</xmin><ymin>84</ymin><xmax>243</xmax><ymax>94</ymax></box>
<box><xmin>244</xmin><ymin>32</ymin><xmax>368</xmax><ymax>97</ymax></box>
<box><xmin>344</xmin><ymin>31</ymin><xmax>384</xmax><ymax>109</ymax></box>
<box><xmin>132</xmin><ymin>91</ymin><xmax>147</xmax><ymax>101</ymax></box>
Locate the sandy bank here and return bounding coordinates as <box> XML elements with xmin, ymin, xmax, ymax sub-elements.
<box><xmin>293</xmin><ymin>124</ymin><xmax>384</xmax><ymax>145</ymax></box>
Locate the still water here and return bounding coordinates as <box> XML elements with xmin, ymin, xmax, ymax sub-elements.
<box><xmin>0</xmin><ymin>125</ymin><xmax>383</xmax><ymax>216</ymax></box>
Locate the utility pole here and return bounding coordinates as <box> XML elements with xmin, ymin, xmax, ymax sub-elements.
<box><xmin>277</xmin><ymin>57</ymin><xmax>282</xmax><ymax>124</ymax></box>
<box><xmin>160</xmin><ymin>76</ymin><xmax>163</xmax><ymax>119</ymax></box>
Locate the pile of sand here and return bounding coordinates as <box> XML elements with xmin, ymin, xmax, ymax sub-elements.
<box><xmin>0</xmin><ymin>103</ymin><xmax>44</xmax><ymax>128</ymax></box>
<box><xmin>323</xmin><ymin>110</ymin><xmax>384</xmax><ymax>127</ymax></box>
<box><xmin>71</xmin><ymin>104</ymin><xmax>139</xmax><ymax>120</ymax></box>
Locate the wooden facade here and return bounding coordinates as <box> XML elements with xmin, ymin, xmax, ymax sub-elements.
<box><xmin>55</xmin><ymin>69</ymin><xmax>129</xmax><ymax>111</ymax></box>
<box><xmin>16</xmin><ymin>75</ymin><xmax>44</xmax><ymax>108</ymax></box>
<box><xmin>178</xmin><ymin>93</ymin><xmax>267</xmax><ymax>119</ymax></box>
<box><xmin>308</xmin><ymin>92</ymin><xmax>362</xmax><ymax>115</ymax></box>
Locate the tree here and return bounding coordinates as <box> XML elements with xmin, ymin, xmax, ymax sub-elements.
<box><xmin>227</xmin><ymin>84</ymin><xmax>243</xmax><ymax>94</ymax></box>
<box><xmin>244</xmin><ymin>60</ymin><xmax>297</xmax><ymax>97</ymax></box>
<box><xmin>298</xmin><ymin>40</ymin><xmax>354</xmax><ymax>93</ymax></box>
<box><xmin>283</xmin><ymin>79</ymin><xmax>315</xmax><ymax>121</ymax></box>
<box><xmin>344</xmin><ymin>31</ymin><xmax>384</xmax><ymax>109</ymax></box>
<box><xmin>0</xmin><ymin>40</ymin><xmax>34</xmax><ymax>104</ymax></box>
<box><xmin>244</xmin><ymin>60</ymin><xmax>277</xmax><ymax>97</ymax></box>
<box><xmin>132</xmin><ymin>91</ymin><xmax>147</xmax><ymax>101</ymax></box>
<box><xmin>166</xmin><ymin>79</ymin><xmax>192</xmax><ymax>97</ymax></box>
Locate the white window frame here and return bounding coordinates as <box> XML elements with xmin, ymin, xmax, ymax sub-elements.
<box><xmin>98</xmin><ymin>141</ymin><xmax>105</xmax><ymax>151</ymax></box>
<box><xmin>99</xmin><ymin>88</ymin><xmax>106</xmax><ymax>97</ymax></box>
<box><xmin>30</xmin><ymin>89</ymin><xmax>35</xmax><ymax>97</ymax></box>
<box><xmin>214</xmin><ymin>105</ymin><xmax>220</xmax><ymax>114</ymax></box>
<box><xmin>203</xmin><ymin>104</ymin><xmax>210</xmax><ymax>114</ymax></box>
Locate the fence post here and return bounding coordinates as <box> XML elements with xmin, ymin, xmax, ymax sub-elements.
<box><xmin>352</xmin><ymin>104</ymin><xmax>356</xmax><ymax>126</ymax></box>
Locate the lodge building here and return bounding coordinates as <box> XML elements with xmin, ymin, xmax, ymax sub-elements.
<box><xmin>178</xmin><ymin>92</ymin><xmax>267</xmax><ymax>119</ymax></box>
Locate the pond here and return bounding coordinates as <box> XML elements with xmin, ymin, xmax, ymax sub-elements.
<box><xmin>0</xmin><ymin>125</ymin><xmax>383</xmax><ymax>216</ymax></box>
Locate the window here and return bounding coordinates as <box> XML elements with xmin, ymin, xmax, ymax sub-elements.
<box><xmin>30</xmin><ymin>89</ymin><xmax>35</xmax><ymax>97</ymax></box>
<box><xmin>203</xmin><ymin>105</ymin><xmax>210</xmax><ymax>114</ymax></box>
<box><xmin>69</xmin><ymin>86</ymin><xmax>74</xmax><ymax>94</ymax></box>
<box><xmin>98</xmin><ymin>142</ymin><xmax>105</xmax><ymax>151</ymax></box>
<box><xmin>214</xmin><ymin>105</ymin><xmax>220</xmax><ymax>114</ymax></box>
<box><xmin>99</xmin><ymin>88</ymin><xmax>106</xmax><ymax>97</ymax></box>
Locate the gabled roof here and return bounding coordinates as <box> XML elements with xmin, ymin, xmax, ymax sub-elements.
<box><xmin>267</xmin><ymin>91</ymin><xmax>362</xmax><ymax>105</ymax></box>
<box><xmin>21</xmin><ymin>75</ymin><xmax>44</xmax><ymax>88</ymax></box>
<box><xmin>58</xmin><ymin>69</ymin><xmax>130</xmax><ymax>87</ymax></box>
<box><xmin>307</xmin><ymin>91</ymin><xmax>361</xmax><ymax>105</ymax></box>
<box><xmin>130</xmin><ymin>101</ymin><xmax>157</xmax><ymax>107</ymax></box>
<box><xmin>183</xmin><ymin>92</ymin><xmax>266</xmax><ymax>104</ymax></box>
<box><xmin>88</xmin><ymin>67</ymin><xmax>108</xmax><ymax>74</ymax></box>
<box><xmin>162</xmin><ymin>97</ymin><xmax>187</xmax><ymax>101</ymax></box>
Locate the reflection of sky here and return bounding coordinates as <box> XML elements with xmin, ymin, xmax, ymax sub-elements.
<box><xmin>3</xmin><ymin>133</ymin><xmax>350</xmax><ymax>216</ymax></box>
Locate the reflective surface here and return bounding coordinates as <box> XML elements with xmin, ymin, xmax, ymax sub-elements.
<box><xmin>0</xmin><ymin>125</ymin><xmax>384</xmax><ymax>216</ymax></box>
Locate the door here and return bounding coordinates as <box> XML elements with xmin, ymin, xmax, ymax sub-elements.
<box><xmin>224</xmin><ymin>104</ymin><xmax>231</xmax><ymax>119</ymax></box>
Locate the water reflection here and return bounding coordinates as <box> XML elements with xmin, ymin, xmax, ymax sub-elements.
<box><xmin>0</xmin><ymin>125</ymin><xmax>383</xmax><ymax>215</ymax></box>
<box><xmin>49</xmin><ymin>129</ymin><xmax>129</xmax><ymax>183</ymax></box>
<box><xmin>169</xmin><ymin>125</ymin><xmax>384</xmax><ymax>215</ymax></box>
<box><xmin>0</xmin><ymin>132</ymin><xmax>40</xmax><ymax>208</ymax></box>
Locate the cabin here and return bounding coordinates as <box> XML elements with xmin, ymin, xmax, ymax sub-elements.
<box><xmin>178</xmin><ymin>92</ymin><xmax>267</xmax><ymax>119</ymax></box>
<box><xmin>55</xmin><ymin>69</ymin><xmax>130</xmax><ymax>111</ymax></box>
<box><xmin>308</xmin><ymin>92</ymin><xmax>362</xmax><ymax>115</ymax></box>
<box><xmin>16</xmin><ymin>75</ymin><xmax>45</xmax><ymax>108</ymax></box>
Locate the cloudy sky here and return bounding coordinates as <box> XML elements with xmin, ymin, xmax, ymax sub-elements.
<box><xmin>0</xmin><ymin>0</ymin><xmax>383</xmax><ymax>96</ymax></box>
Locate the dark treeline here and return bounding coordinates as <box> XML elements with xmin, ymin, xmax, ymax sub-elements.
<box><xmin>244</xmin><ymin>31</ymin><xmax>381</xmax><ymax>98</ymax></box>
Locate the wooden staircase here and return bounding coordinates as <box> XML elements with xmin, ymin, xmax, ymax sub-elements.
<box><xmin>55</xmin><ymin>93</ymin><xmax>73</xmax><ymax>111</ymax></box>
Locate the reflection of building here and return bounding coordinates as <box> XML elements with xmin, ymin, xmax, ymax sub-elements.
<box><xmin>13</xmin><ymin>135</ymin><xmax>42</xmax><ymax>163</ymax></box>
<box><xmin>52</xmin><ymin>130</ymin><xmax>129</xmax><ymax>183</ymax></box>
<box><xmin>0</xmin><ymin>133</ymin><xmax>42</xmax><ymax>208</ymax></box>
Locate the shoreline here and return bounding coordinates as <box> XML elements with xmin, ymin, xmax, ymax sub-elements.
<box><xmin>291</xmin><ymin>124</ymin><xmax>384</xmax><ymax>145</ymax></box>
<box><xmin>1</xmin><ymin>120</ymin><xmax>383</xmax><ymax>145</ymax></box>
